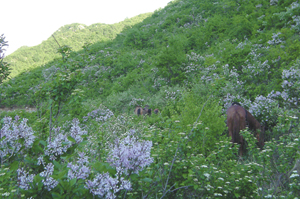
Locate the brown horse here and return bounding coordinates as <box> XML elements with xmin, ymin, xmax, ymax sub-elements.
<box><xmin>226</xmin><ymin>102</ymin><xmax>264</xmax><ymax>156</ymax></box>
<box><xmin>143</xmin><ymin>105</ymin><xmax>151</xmax><ymax>115</ymax></box>
<box><xmin>134</xmin><ymin>106</ymin><xmax>144</xmax><ymax>116</ymax></box>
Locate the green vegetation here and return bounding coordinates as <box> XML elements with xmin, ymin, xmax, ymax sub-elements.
<box><xmin>4</xmin><ymin>13</ymin><xmax>152</xmax><ymax>78</ymax></box>
<box><xmin>0</xmin><ymin>0</ymin><xmax>300</xmax><ymax>198</ymax></box>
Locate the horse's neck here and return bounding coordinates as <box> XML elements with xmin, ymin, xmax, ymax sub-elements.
<box><xmin>246</xmin><ymin>111</ymin><xmax>261</xmax><ymax>130</ymax></box>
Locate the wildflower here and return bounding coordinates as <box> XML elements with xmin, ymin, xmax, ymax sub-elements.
<box><xmin>85</xmin><ymin>171</ymin><xmax>131</xmax><ymax>198</ymax></box>
<box><xmin>290</xmin><ymin>171</ymin><xmax>300</xmax><ymax>179</ymax></box>
<box><xmin>68</xmin><ymin>152</ymin><xmax>90</xmax><ymax>180</ymax></box>
<box><xmin>44</xmin><ymin>127</ymin><xmax>72</xmax><ymax>160</ymax></box>
<box><xmin>17</xmin><ymin>168</ymin><xmax>35</xmax><ymax>190</ymax></box>
<box><xmin>204</xmin><ymin>173</ymin><xmax>210</xmax><ymax>179</ymax></box>
<box><xmin>2</xmin><ymin>192</ymin><xmax>10</xmax><ymax>196</ymax></box>
<box><xmin>40</xmin><ymin>163</ymin><xmax>58</xmax><ymax>191</ymax></box>
<box><xmin>214</xmin><ymin>193</ymin><xmax>222</xmax><ymax>196</ymax></box>
<box><xmin>70</xmin><ymin>118</ymin><xmax>87</xmax><ymax>143</ymax></box>
<box><xmin>0</xmin><ymin>117</ymin><xmax>35</xmax><ymax>162</ymax></box>
<box><xmin>107</xmin><ymin>134</ymin><xmax>153</xmax><ymax>175</ymax></box>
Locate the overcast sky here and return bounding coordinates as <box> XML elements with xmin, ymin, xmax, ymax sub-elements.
<box><xmin>2</xmin><ymin>0</ymin><xmax>171</xmax><ymax>55</ymax></box>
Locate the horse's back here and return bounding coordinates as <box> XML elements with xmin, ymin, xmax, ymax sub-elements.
<box><xmin>226</xmin><ymin>105</ymin><xmax>246</xmax><ymax>122</ymax></box>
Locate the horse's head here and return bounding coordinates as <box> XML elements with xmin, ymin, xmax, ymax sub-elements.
<box><xmin>255</xmin><ymin>125</ymin><xmax>265</xmax><ymax>148</ymax></box>
<box><xmin>143</xmin><ymin>105</ymin><xmax>150</xmax><ymax>115</ymax></box>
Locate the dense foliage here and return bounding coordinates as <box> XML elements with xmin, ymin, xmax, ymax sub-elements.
<box><xmin>0</xmin><ymin>0</ymin><xmax>300</xmax><ymax>198</ymax></box>
<box><xmin>0</xmin><ymin>34</ymin><xmax>11</xmax><ymax>84</ymax></box>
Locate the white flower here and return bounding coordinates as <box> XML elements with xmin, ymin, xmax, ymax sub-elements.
<box><xmin>290</xmin><ymin>173</ymin><xmax>300</xmax><ymax>179</ymax></box>
<box><xmin>204</xmin><ymin>173</ymin><xmax>210</xmax><ymax>178</ymax></box>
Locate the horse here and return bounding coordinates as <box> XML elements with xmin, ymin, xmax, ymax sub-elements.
<box><xmin>143</xmin><ymin>105</ymin><xmax>151</xmax><ymax>115</ymax></box>
<box><xmin>154</xmin><ymin>109</ymin><xmax>160</xmax><ymax>114</ymax></box>
<box><xmin>134</xmin><ymin>106</ymin><xmax>144</xmax><ymax>116</ymax></box>
<box><xmin>226</xmin><ymin>102</ymin><xmax>264</xmax><ymax>156</ymax></box>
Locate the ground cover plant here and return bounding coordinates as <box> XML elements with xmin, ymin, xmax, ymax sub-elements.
<box><xmin>0</xmin><ymin>0</ymin><xmax>300</xmax><ymax>198</ymax></box>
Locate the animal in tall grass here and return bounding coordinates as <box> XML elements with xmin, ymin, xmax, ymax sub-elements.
<box><xmin>143</xmin><ymin>105</ymin><xmax>151</xmax><ymax>115</ymax></box>
<box><xmin>154</xmin><ymin>108</ymin><xmax>160</xmax><ymax>114</ymax></box>
<box><xmin>226</xmin><ymin>102</ymin><xmax>264</xmax><ymax>156</ymax></box>
<box><xmin>134</xmin><ymin>106</ymin><xmax>144</xmax><ymax>116</ymax></box>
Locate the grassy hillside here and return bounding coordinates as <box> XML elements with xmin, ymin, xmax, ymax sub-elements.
<box><xmin>4</xmin><ymin>13</ymin><xmax>152</xmax><ymax>78</ymax></box>
<box><xmin>0</xmin><ymin>0</ymin><xmax>300</xmax><ymax>198</ymax></box>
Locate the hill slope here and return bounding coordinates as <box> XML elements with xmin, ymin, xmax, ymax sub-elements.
<box><xmin>0</xmin><ymin>1</ymin><xmax>300</xmax><ymax>197</ymax></box>
<box><xmin>4</xmin><ymin>13</ymin><xmax>152</xmax><ymax>78</ymax></box>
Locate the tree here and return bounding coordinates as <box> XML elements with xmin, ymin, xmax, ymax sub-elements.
<box><xmin>0</xmin><ymin>34</ymin><xmax>11</xmax><ymax>83</ymax></box>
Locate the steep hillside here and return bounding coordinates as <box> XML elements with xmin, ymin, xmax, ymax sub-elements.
<box><xmin>4</xmin><ymin>13</ymin><xmax>152</xmax><ymax>78</ymax></box>
<box><xmin>0</xmin><ymin>0</ymin><xmax>300</xmax><ymax>198</ymax></box>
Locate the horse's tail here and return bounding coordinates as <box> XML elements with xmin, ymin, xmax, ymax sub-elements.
<box><xmin>232</xmin><ymin>111</ymin><xmax>241</xmax><ymax>144</ymax></box>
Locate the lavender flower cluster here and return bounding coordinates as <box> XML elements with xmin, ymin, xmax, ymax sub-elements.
<box><xmin>45</xmin><ymin>119</ymin><xmax>87</xmax><ymax>160</ymax></box>
<box><xmin>280</xmin><ymin>61</ymin><xmax>300</xmax><ymax>106</ymax></box>
<box><xmin>85</xmin><ymin>170</ymin><xmax>131</xmax><ymax>199</ymax></box>
<box><xmin>17</xmin><ymin>167</ymin><xmax>35</xmax><ymax>190</ymax></box>
<box><xmin>184</xmin><ymin>52</ymin><xmax>205</xmax><ymax>74</ymax></box>
<box><xmin>14</xmin><ymin>117</ymin><xmax>154</xmax><ymax>198</ymax></box>
<box><xmin>107</xmin><ymin>135</ymin><xmax>153</xmax><ymax>175</ymax></box>
<box><xmin>70</xmin><ymin>118</ymin><xmax>87</xmax><ymax>143</ymax></box>
<box><xmin>83</xmin><ymin>108</ymin><xmax>114</xmax><ymax>122</ymax></box>
<box><xmin>129</xmin><ymin>98</ymin><xmax>145</xmax><ymax>106</ymax></box>
<box><xmin>44</xmin><ymin>127</ymin><xmax>72</xmax><ymax>160</ymax></box>
<box><xmin>164</xmin><ymin>89</ymin><xmax>182</xmax><ymax>101</ymax></box>
<box><xmin>248</xmin><ymin>94</ymin><xmax>279</xmax><ymax>123</ymax></box>
<box><xmin>0</xmin><ymin>116</ymin><xmax>35</xmax><ymax>162</ymax></box>
<box><xmin>67</xmin><ymin>152</ymin><xmax>90</xmax><ymax>180</ymax></box>
<box><xmin>40</xmin><ymin>163</ymin><xmax>59</xmax><ymax>191</ymax></box>
<box><xmin>83</xmin><ymin>131</ymin><xmax>153</xmax><ymax>198</ymax></box>
<box><xmin>267</xmin><ymin>32</ymin><xmax>283</xmax><ymax>45</ymax></box>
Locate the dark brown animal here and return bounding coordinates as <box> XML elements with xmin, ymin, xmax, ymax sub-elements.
<box><xmin>226</xmin><ymin>102</ymin><xmax>264</xmax><ymax>156</ymax></box>
<box><xmin>134</xmin><ymin>106</ymin><xmax>144</xmax><ymax>116</ymax></box>
<box><xmin>154</xmin><ymin>109</ymin><xmax>160</xmax><ymax>114</ymax></box>
<box><xmin>143</xmin><ymin>105</ymin><xmax>151</xmax><ymax>115</ymax></box>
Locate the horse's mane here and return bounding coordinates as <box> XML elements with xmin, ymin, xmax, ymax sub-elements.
<box><xmin>232</xmin><ymin>102</ymin><xmax>241</xmax><ymax>106</ymax></box>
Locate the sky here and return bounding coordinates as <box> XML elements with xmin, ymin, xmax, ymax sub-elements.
<box><xmin>2</xmin><ymin>0</ymin><xmax>171</xmax><ymax>55</ymax></box>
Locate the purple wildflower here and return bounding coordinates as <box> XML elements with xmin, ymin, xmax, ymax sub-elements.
<box><xmin>17</xmin><ymin>168</ymin><xmax>35</xmax><ymax>190</ymax></box>
<box><xmin>0</xmin><ymin>116</ymin><xmax>35</xmax><ymax>162</ymax></box>
<box><xmin>85</xmin><ymin>171</ymin><xmax>131</xmax><ymax>199</ymax></box>
<box><xmin>40</xmin><ymin>163</ymin><xmax>58</xmax><ymax>191</ymax></box>
<box><xmin>70</xmin><ymin>118</ymin><xmax>87</xmax><ymax>143</ymax></box>
<box><xmin>107</xmin><ymin>135</ymin><xmax>153</xmax><ymax>175</ymax></box>
<box><xmin>44</xmin><ymin>127</ymin><xmax>72</xmax><ymax>160</ymax></box>
<box><xmin>67</xmin><ymin>152</ymin><xmax>90</xmax><ymax>180</ymax></box>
